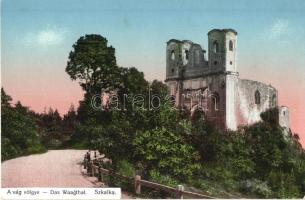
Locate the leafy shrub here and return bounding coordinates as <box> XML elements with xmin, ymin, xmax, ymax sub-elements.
<box><xmin>260</xmin><ymin>107</ymin><xmax>279</xmax><ymax>126</ymax></box>
<box><xmin>117</xmin><ymin>159</ymin><xmax>135</xmax><ymax>177</ymax></box>
<box><xmin>133</xmin><ymin>127</ymin><xmax>200</xmax><ymax>181</ymax></box>
<box><xmin>239</xmin><ymin>179</ymin><xmax>272</xmax><ymax>198</ymax></box>
<box><xmin>148</xmin><ymin>169</ymin><xmax>179</xmax><ymax>187</ymax></box>
<box><xmin>104</xmin><ymin>159</ymin><xmax>136</xmax><ymax>194</ymax></box>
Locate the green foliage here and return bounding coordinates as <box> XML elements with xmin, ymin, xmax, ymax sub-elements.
<box><xmin>1</xmin><ymin>88</ymin><xmax>46</xmax><ymax>161</ymax></box>
<box><xmin>117</xmin><ymin>159</ymin><xmax>135</xmax><ymax>177</ymax></box>
<box><xmin>94</xmin><ymin>118</ymin><xmax>135</xmax><ymax>163</ymax></box>
<box><xmin>260</xmin><ymin>107</ymin><xmax>279</xmax><ymax>126</ymax></box>
<box><xmin>239</xmin><ymin>179</ymin><xmax>272</xmax><ymax>198</ymax></box>
<box><xmin>148</xmin><ymin>169</ymin><xmax>179</xmax><ymax>187</ymax></box>
<box><xmin>119</xmin><ymin>67</ymin><xmax>149</xmax><ymax>95</ymax></box>
<box><xmin>34</xmin><ymin>107</ymin><xmax>72</xmax><ymax>149</ymax></box>
<box><xmin>1</xmin><ymin>88</ymin><xmax>12</xmax><ymax>107</ymax></box>
<box><xmin>62</xmin><ymin>104</ymin><xmax>78</xmax><ymax>134</ymax></box>
<box><xmin>66</xmin><ymin>34</ymin><xmax>120</xmax><ymax>93</ymax></box>
<box><xmin>133</xmin><ymin>127</ymin><xmax>200</xmax><ymax>181</ymax></box>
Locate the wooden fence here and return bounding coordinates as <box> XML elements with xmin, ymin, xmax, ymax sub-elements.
<box><xmin>83</xmin><ymin>153</ymin><xmax>214</xmax><ymax>199</ymax></box>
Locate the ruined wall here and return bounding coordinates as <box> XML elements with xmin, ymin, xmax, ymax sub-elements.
<box><xmin>167</xmin><ymin>73</ymin><xmax>227</xmax><ymax>130</ymax></box>
<box><xmin>204</xmin><ymin>74</ymin><xmax>226</xmax><ymax>130</ymax></box>
<box><xmin>166</xmin><ymin>40</ymin><xmax>208</xmax><ymax>82</ymax></box>
<box><xmin>165</xmin><ymin>29</ymin><xmax>286</xmax><ymax>131</ymax></box>
<box><xmin>279</xmin><ymin>106</ymin><xmax>290</xmax><ymax>129</ymax></box>
<box><xmin>224</xmin><ymin>32</ymin><xmax>237</xmax><ymax>72</ymax></box>
<box><xmin>166</xmin><ymin>41</ymin><xmax>180</xmax><ymax>80</ymax></box>
<box><xmin>183</xmin><ymin>43</ymin><xmax>209</xmax><ymax>79</ymax></box>
<box><xmin>225</xmin><ymin>73</ymin><xmax>238</xmax><ymax>130</ymax></box>
<box><xmin>236</xmin><ymin>79</ymin><xmax>278</xmax><ymax>126</ymax></box>
<box><xmin>279</xmin><ymin>106</ymin><xmax>290</xmax><ymax>138</ymax></box>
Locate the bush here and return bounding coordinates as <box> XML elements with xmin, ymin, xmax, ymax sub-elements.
<box><xmin>133</xmin><ymin>127</ymin><xmax>200</xmax><ymax>181</ymax></box>
<box><xmin>260</xmin><ymin>107</ymin><xmax>279</xmax><ymax>126</ymax></box>
<box><xmin>105</xmin><ymin>160</ymin><xmax>136</xmax><ymax>194</ymax></box>
<box><xmin>148</xmin><ymin>169</ymin><xmax>179</xmax><ymax>187</ymax></box>
<box><xmin>239</xmin><ymin>179</ymin><xmax>272</xmax><ymax>198</ymax></box>
<box><xmin>117</xmin><ymin>159</ymin><xmax>135</xmax><ymax>177</ymax></box>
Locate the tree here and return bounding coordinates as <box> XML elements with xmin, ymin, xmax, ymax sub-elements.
<box><xmin>15</xmin><ymin>101</ymin><xmax>29</xmax><ymax>114</ymax></box>
<box><xmin>40</xmin><ymin>108</ymin><xmax>62</xmax><ymax>133</ymax></box>
<box><xmin>63</xmin><ymin>104</ymin><xmax>78</xmax><ymax>131</ymax></box>
<box><xmin>1</xmin><ymin>89</ymin><xmax>45</xmax><ymax>160</ymax></box>
<box><xmin>66</xmin><ymin>34</ymin><xmax>121</xmax><ymax>94</ymax></box>
<box><xmin>150</xmin><ymin>80</ymin><xmax>168</xmax><ymax>97</ymax></box>
<box><xmin>119</xmin><ymin>67</ymin><xmax>149</xmax><ymax>95</ymax></box>
<box><xmin>1</xmin><ymin>88</ymin><xmax>12</xmax><ymax>108</ymax></box>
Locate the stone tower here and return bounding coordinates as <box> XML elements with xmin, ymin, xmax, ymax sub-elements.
<box><xmin>208</xmin><ymin>29</ymin><xmax>238</xmax><ymax>73</ymax></box>
<box><xmin>208</xmin><ymin>29</ymin><xmax>239</xmax><ymax>130</ymax></box>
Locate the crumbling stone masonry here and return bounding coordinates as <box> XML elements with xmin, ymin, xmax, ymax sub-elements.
<box><xmin>165</xmin><ymin>29</ymin><xmax>289</xmax><ymax>130</ymax></box>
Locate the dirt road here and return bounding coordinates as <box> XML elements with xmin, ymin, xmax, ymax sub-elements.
<box><xmin>1</xmin><ymin>150</ymin><xmax>131</xmax><ymax>198</ymax></box>
<box><xmin>1</xmin><ymin>150</ymin><xmax>93</xmax><ymax>187</ymax></box>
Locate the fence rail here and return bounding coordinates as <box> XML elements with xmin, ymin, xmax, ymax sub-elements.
<box><xmin>83</xmin><ymin>152</ymin><xmax>214</xmax><ymax>199</ymax></box>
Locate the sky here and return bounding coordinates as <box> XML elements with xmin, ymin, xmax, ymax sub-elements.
<box><xmin>1</xmin><ymin>0</ymin><xmax>305</xmax><ymax>146</ymax></box>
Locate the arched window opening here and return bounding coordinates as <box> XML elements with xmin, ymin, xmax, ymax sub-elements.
<box><xmin>271</xmin><ymin>94</ymin><xmax>276</xmax><ymax>107</ymax></box>
<box><xmin>211</xmin><ymin>93</ymin><xmax>220</xmax><ymax>111</ymax></box>
<box><xmin>255</xmin><ymin>90</ymin><xmax>261</xmax><ymax>104</ymax></box>
<box><xmin>185</xmin><ymin>50</ymin><xmax>189</xmax><ymax>60</ymax></box>
<box><xmin>213</xmin><ymin>41</ymin><xmax>219</xmax><ymax>53</ymax></box>
<box><xmin>171</xmin><ymin>50</ymin><xmax>175</xmax><ymax>60</ymax></box>
<box><xmin>229</xmin><ymin>40</ymin><xmax>233</xmax><ymax>51</ymax></box>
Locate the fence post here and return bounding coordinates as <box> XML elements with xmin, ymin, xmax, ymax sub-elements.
<box><xmin>84</xmin><ymin>155</ymin><xmax>87</xmax><ymax>169</ymax></box>
<box><xmin>88</xmin><ymin>161</ymin><xmax>93</xmax><ymax>176</ymax></box>
<box><xmin>98</xmin><ymin>165</ymin><xmax>103</xmax><ymax>182</ymax></box>
<box><xmin>86</xmin><ymin>159</ymin><xmax>90</xmax><ymax>174</ymax></box>
<box><xmin>92</xmin><ymin>162</ymin><xmax>95</xmax><ymax>177</ymax></box>
<box><xmin>135</xmin><ymin>175</ymin><xmax>141</xmax><ymax>195</ymax></box>
<box><xmin>177</xmin><ymin>185</ymin><xmax>184</xmax><ymax>199</ymax></box>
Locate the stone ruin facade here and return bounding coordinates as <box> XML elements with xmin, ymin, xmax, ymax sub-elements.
<box><xmin>165</xmin><ymin>29</ymin><xmax>290</xmax><ymax>131</ymax></box>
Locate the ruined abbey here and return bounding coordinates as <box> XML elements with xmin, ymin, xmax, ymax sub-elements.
<box><xmin>165</xmin><ymin>29</ymin><xmax>289</xmax><ymax>131</ymax></box>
